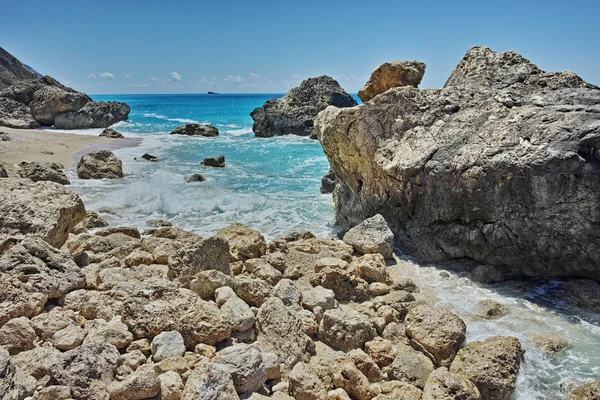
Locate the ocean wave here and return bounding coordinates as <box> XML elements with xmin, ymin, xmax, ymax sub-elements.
<box><xmin>226</xmin><ymin>128</ymin><xmax>253</xmax><ymax>136</ymax></box>
<box><xmin>142</xmin><ymin>113</ymin><xmax>201</xmax><ymax>124</ymax></box>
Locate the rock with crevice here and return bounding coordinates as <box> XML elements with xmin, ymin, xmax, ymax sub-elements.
<box><xmin>316</xmin><ymin>46</ymin><xmax>600</xmax><ymax>281</ymax></box>
<box><xmin>54</xmin><ymin>101</ymin><xmax>130</xmax><ymax>129</ymax></box>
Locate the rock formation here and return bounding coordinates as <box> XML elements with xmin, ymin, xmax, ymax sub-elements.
<box><xmin>0</xmin><ymin>47</ymin><xmax>40</xmax><ymax>90</ymax></box>
<box><xmin>201</xmin><ymin>155</ymin><xmax>225</xmax><ymax>168</ymax></box>
<box><xmin>99</xmin><ymin>128</ymin><xmax>124</xmax><ymax>138</ymax></box>
<box><xmin>316</xmin><ymin>46</ymin><xmax>600</xmax><ymax>281</ymax></box>
<box><xmin>54</xmin><ymin>101</ymin><xmax>130</xmax><ymax>129</ymax></box>
<box><xmin>358</xmin><ymin>61</ymin><xmax>426</xmax><ymax>102</ymax></box>
<box><xmin>251</xmin><ymin>76</ymin><xmax>357</xmax><ymax>139</ymax></box>
<box><xmin>17</xmin><ymin>161</ymin><xmax>70</xmax><ymax>185</ymax></box>
<box><xmin>77</xmin><ymin>150</ymin><xmax>124</xmax><ymax>179</ymax></box>
<box><xmin>170</xmin><ymin>123</ymin><xmax>219</xmax><ymax>137</ymax></box>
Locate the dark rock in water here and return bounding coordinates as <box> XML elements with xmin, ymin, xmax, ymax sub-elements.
<box><xmin>207</xmin><ymin>91</ymin><xmax>218</xmax><ymax>95</ymax></box>
<box><xmin>141</xmin><ymin>153</ymin><xmax>158</xmax><ymax>162</ymax></box>
<box><xmin>564</xmin><ymin>279</ymin><xmax>600</xmax><ymax>313</ymax></box>
<box><xmin>320</xmin><ymin>168</ymin><xmax>337</xmax><ymax>194</ymax></box>
<box><xmin>170</xmin><ymin>123</ymin><xmax>219</xmax><ymax>137</ymax></box>
<box><xmin>17</xmin><ymin>161</ymin><xmax>70</xmax><ymax>185</ymax></box>
<box><xmin>0</xmin><ymin>46</ymin><xmax>40</xmax><ymax>89</ymax></box>
<box><xmin>54</xmin><ymin>101</ymin><xmax>130</xmax><ymax>129</ymax></box>
<box><xmin>469</xmin><ymin>265</ymin><xmax>505</xmax><ymax>284</ymax></box>
<box><xmin>0</xmin><ymin>163</ymin><xmax>7</xmax><ymax>178</ymax></box>
<box><xmin>77</xmin><ymin>150</ymin><xmax>124</xmax><ymax>179</ymax></box>
<box><xmin>358</xmin><ymin>61</ymin><xmax>426</xmax><ymax>102</ymax></box>
<box><xmin>316</xmin><ymin>46</ymin><xmax>600</xmax><ymax>281</ymax></box>
<box><xmin>99</xmin><ymin>127</ymin><xmax>124</xmax><ymax>138</ymax></box>
<box><xmin>201</xmin><ymin>155</ymin><xmax>225</xmax><ymax>168</ymax></box>
<box><xmin>250</xmin><ymin>75</ymin><xmax>357</xmax><ymax>139</ymax></box>
<box><xmin>186</xmin><ymin>174</ymin><xmax>206</xmax><ymax>183</ymax></box>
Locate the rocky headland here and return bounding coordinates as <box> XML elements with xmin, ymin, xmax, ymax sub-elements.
<box><xmin>316</xmin><ymin>46</ymin><xmax>600</xmax><ymax>282</ymax></box>
<box><xmin>251</xmin><ymin>76</ymin><xmax>357</xmax><ymax>139</ymax></box>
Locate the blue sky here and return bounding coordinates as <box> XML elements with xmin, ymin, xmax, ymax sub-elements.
<box><xmin>2</xmin><ymin>0</ymin><xmax>599</xmax><ymax>94</ymax></box>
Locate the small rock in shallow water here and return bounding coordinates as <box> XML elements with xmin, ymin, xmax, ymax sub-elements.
<box><xmin>201</xmin><ymin>154</ymin><xmax>225</xmax><ymax>167</ymax></box>
<box><xmin>77</xmin><ymin>150</ymin><xmax>124</xmax><ymax>179</ymax></box>
<box><xmin>474</xmin><ymin>299</ymin><xmax>509</xmax><ymax>319</ymax></box>
<box><xmin>185</xmin><ymin>173</ymin><xmax>205</xmax><ymax>183</ymax></box>
<box><xmin>141</xmin><ymin>153</ymin><xmax>158</xmax><ymax>161</ymax></box>
<box><xmin>531</xmin><ymin>335</ymin><xmax>568</xmax><ymax>354</ymax></box>
<box><xmin>170</xmin><ymin>123</ymin><xmax>219</xmax><ymax>137</ymax></box>
<box><xmin>99</xmin><ymin>127</ymin><xmax>124</xmax><ymax>138</ymax></box>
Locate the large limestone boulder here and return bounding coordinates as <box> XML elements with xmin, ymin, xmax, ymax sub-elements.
<box><xmin>288</xmin><ymin>362</ymin><xmax>327</xmax><ymax>400</ymax></box>
<box><xmin>29</xmin><ymin>84</ymin><xmax>90</xmax><ymax>125</ymax></box>
<box><xmin>358</xmin><ymin>60</ymin><xmax>426</xmax><ymax>102</ymax></box>
<box><xmin>251</xmin><ymin>75</ymin><xmax>357</xmax><ymax>139</ymax></box>
<box><xmin>170</xmin><ymin>123</ymin><xmax>219</xmax><ymax>137</ymax></box>
<box><xmin>450</xmin><ymin>336</ymin><xmax>524</xmax><ymax>400</ymax></box>
<box><xmin>216</xmin><ymin>223</ymin><xmax>267</xmax><ymax>261</ymax></box>
<box><xmin>17</xmin><ymin>161</ymin><xmax>70</xmax><ymax>184</ymax></box>
<box><xmin>77</xmin><ymin>150</ymin><xmax>124</xmax><ymax>179</ymax></box>
<box><xmin>0</xmin><ymin>179</ymin><xmax>85</xmax><ymax>247</ymax></box>
<box><xmin>316</xmin><ymin>46</ymin><xmax>600</xmax><ymax>281</ymax></box>
<box><xmin>108</xmin><ymin>364</ymin><xmax>161</xmax><ymax>400</ymax></box>
<box><xmin>422</xmin><ymin>367</ymin><xmax>480</xmax><ymax>400</ymax></box>
<box><xmin>54</xmin><ymin>101</ymin><xmax>130</xmax><ymax>129</ymax></box>
<box><xmin>343</xmin><ymin>214</ymin><xmax>394</xmax><ymax>259</ymax></box>
<box><xmin>0</xmin><ymin>316</ymin><xmax>36</xmax><ymax>354</ymax></box>
<box><xmin>386</xmin><ymin>342</ymin><xmax>434</xmax><ymax>389</ymax></box>
<box><xmin>0</xmin><ymin>97</ymin><xmax>40</xmax><ymax>128</ymax></box>
<box><xmin>405</xmin><ymin>305</ymin><xmax>466</xmax><ymax>367</ymax></box>
<box><xmin>319</xmin><ymin>306</ymin><xmax>376</xmax><ymax>351</ymax></box>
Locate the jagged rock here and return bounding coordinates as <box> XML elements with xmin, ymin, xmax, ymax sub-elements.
<box><xmin>245</xmin><ymin>259</ymin><xmax>282</xmax><ymax>285</ymax></box>
<box><xmin>352</xmin><ymin>253</ymin><xmax>392</xmax><ymax>284</ymax></box>
<box><xmin>221</xmin><ymin>297</ymin><xmax>255</xmax><ymax>332</ymax></box>
<box><xmin>72</xmin><ymin>210</ymin><xmax>108</xmax><ymax>233</ymax></box>
<box><xmin>0</xmin><ymin>97</ymin><xmax>40</xmax><ymax>128</ymax></box>
<box><xmin>289</xmin><ymin>362</ymin><xmax>327</xmax><ymax>400</ymax></box>
<box><xmin>405</xmin><ymin>305</ymin><xmax>466</xmax><ymax>367</ymax></box>
<box><xmin>96</xmin><ymin>226</ymin><xmax>141</xmax><ymax>239</ymax></box>
<box><xmin>29</xmin><ymin>85</ymin><xmax>90</xmax><ymax>125</ymax></box>
<box><xmin>141</xmin><ymin>153</ymin><xmax>158</xmax><ymax>161</ymax></box>
<box><xmin>48</xmin><ymin>338</ymin><xmax>121</xmax><ymax>400</ymax></box>
<box><xmin>0</xmin><ymin>179</ymin><xmax>85</xmax><ymax>247</ymax></box>
<box><xmin>474</xmin><ymin>299</ymin><xmax>509</xmax><ymax>319</ymax></box>
<box><xmin>38</xmin><ymin>385</ymin><xmax>72</xmax><ymax>400</ymax></box>
<box><xmin>190</xmin><ymin>270</ymin><xmax>234</xmax><ymax>299</ymax></box>
<box><xmin>386</xmin><ymin>342</ymin><xmax>434</xmax><ymax>389</ymax></box>
<box><xmin>120</xmin><ymin>350</ymin><xmax>146</xmax><ymax>370</ymax></box>
<box><xmin>17</xmin><ymin>160</ymin><xmax>70</xmax><ymax>184</ymax></box>
<box><xmin>569</xmin><ymin>379</ymin><xmax>600</xmax><ymax>400</ymax></box>
<box><xmin>256</xmin><ymin>297</ymin><xmax>315</xmax><ymax>372</ymax></box>
<box><xmin>316</xmin><ymin>46</ymin><xmax>600</xmax><ymax>280</ymax></box>
<box><xmin>310</xmin><ymin>257</ymin><xmax>370</xmax><ymax>302</ymax></box>
<box><xmin>365</xmin><ymin>337</ymin><xmax>396</xmax><ymax>368</ymax></box>
<box><xmin>531</xmin><ymin>335</ymin><xmax>569</xmax><ymax>355</ymax></box>
<box><xmin>319</xmin><ymin>307</ymin><xmax>376</xmax><ymax>352</ymax></box>
<box><xmin>343</xmin><ymin>214</ymin><xmax>394</xmax><ymax>259</ymax></box>
<box><xmin>450</xmin><ymin>336</ymin><xmax>524</xmax><ymax>400</ymax></box>
<box><xmin>358</xmin><ymin>60</ymin><xmax>426</xmax><ymax>102</ymax></box>
<box><xmin>330</xmin><ymin>357</ymin><xmax>374</xmax><ymax>400</ymax></box>
<box><xmin>10</xmin><ymin>346</ymin><xmax>60</xmax><ymax>380</ymax></box>
<box><xmin>77</xmin><ymin>150</ymin><xmax>124</xmax><ymax>179</ymax></box>
<box><xmin>83</xmin><ymin>317</ymin><xmax>133</xmax><ymax>349</ymax></box>
<box><xmin>99</xmin><ymin>127</ymin><xmax>124</xmax><ymax>138</ymax></box>
<box><xmin>186</xmin><ymin>173</ymin><xmax>206</xmax><ymax>183</ymax></box>
<box><xmin>251</xmin><ymin>75</ymin><xmax>357</xmax><ymax>138</ymax></box>
<box><xmin>301</xmin><ymin>286</ymin><xmax>337</xmax><ymax>311</ymax></box>
<box><xmin>272</xmin><ymin>278</ymin><xmax>301</xmax><ymax>306</ymax></box>
<box><xmin>181</xmin><ymin>360</ymin><xmax>239</xmax><ymax>400</ymax></box>
<box><xmin>170</xmin><ymin>123</ymin><xmax>219</xmax><ymax>137</ymax></box>
<box><xmin>469</xmin><ymin>265</ymin><xmax>505</xmax><ymax>284</ymax></box>
<box><xmin>31</xmin><ymin>310</ymin><xmax>74</xmax><ymax>340</ymax></box>
<box><xmin>108</xmin><ymin>364</ymin><xmax>160</xmax><ymax>400</ymax></box>
<box><xmin>0</xmin><ymin>47</ymin><xmax>40</xmax><ymax>89</ymax></box>
<box><xmin>0</xmin><ymin>317</ymin><xmax>36</xmax><ymax>354</ymax></box>
<box><xmin>201</xmin><ymin>154</ymin><xmax>226</xmax><ymax>168</ymax></box>
<box><xmin>216</xmin><ymin>223</ymin><xmax>267</xmax><ymax>261</ymax></box>
<box><xmin>54</xmin><ymin>101</ymin><xmax>130</xmax><ymax>129</ymax></box>
<box><xmin>216</xmin><ymin>346</ymin><xmax>266</xmax><ymax>393</ymax></box>
<box><xmin>0</xmin><ymin>347</ymin><xmax>37</xmax><ymax>400</ymax></box>
<box><xmin>234</xmin><ymin>275</ymin><xmax>272</xmax><ymax>307</ymax></box>
<box><xmin>320</xmin><ymin>168</ymin><xmax>337</xmax><ymax>194</ymax></box>
<box><xmin>422</xmin><ymin>367</ymin><xmax>480</xmax><ymax>400</ymax></box>
<box><xmin>348</xmin><ymin>349</ymin><xmax>383</xmax><ymax>383</ymax></box>
<box><xmin>564</xmin><ymin>279</ymin><xmax>600</xmax><ymax>313</ymax></box>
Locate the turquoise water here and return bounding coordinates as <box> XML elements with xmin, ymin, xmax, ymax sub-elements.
<box><xmin>66</xmin><ymin>94</ymin><xmax>345</xmax><ymax>239</ymax></box>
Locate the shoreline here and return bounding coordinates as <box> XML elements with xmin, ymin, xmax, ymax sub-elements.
<box><xmin>0</xmin><ymin>127</ymin><xmax>141</xmax><ymax>175</ymax></box>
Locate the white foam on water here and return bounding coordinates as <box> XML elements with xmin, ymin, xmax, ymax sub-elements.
<box><xmin>142</xmin><ymin>113</ymin><xmax>201</xmax><ymax>124</ymax></box>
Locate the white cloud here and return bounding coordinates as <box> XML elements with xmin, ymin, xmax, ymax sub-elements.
<box><xmin>125</xmin><ymin>74</ymin><xmax>133</xmax><ymax>80</ymax></box>
<box><xmin>150</xmin><ymin>76</ymin><xmax>160</xmax><ymax>81</ymax></box>
<box><xmin>87</xmin><ymin>73</ymin><xmax>96</xmax><ymax>79</ymax></box>
<box><xmin>249</xmin><ymin>72</ymin><xmax>260</xmax><ymax>78</ymax></box>
<box><xmin>225</xmin><ymin>75</ymin><xmax>243</xmax><ymax>82</ymax></box>
<box><xmin>100</xmin><ymin>72</ymin><xmax>115</xmax><ymax>80</ymax></box>
<box><xmin>171</xmin><ymin>72</ymin><xmax>182</xmax><ymax>81</ymax></box>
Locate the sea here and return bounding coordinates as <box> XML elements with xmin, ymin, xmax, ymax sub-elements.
<box><xmin>56</xmin><ymin>93</ymin><xmax>600</xmax><ymax>399</ymax></box>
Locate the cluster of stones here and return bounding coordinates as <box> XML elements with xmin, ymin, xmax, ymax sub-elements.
<box><xmin>0</xmin><ymin>177</ymin><xmax>541</xmax><ymax>400</ymax></box>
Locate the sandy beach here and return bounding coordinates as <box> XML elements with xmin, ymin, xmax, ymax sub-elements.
<box><xmin>0</xmin><ymin>127</ymin><xmax>138</xmax><ymax>175</ymax></box>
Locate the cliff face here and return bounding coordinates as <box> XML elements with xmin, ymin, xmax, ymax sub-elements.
<box><xmin>316</xmin><ymin>46</ymin><xmax>600</xmax><ymax>280</ymax></box>
<box><xmin>0</xmin><ymin>47</ymin><xmax>40</xmax><ymax>90</ymax></box>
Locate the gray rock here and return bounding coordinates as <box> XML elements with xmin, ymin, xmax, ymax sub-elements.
<box><xmin>29</xmin><ymin>84</ymin><xmax>90</xmax><ymax>125</ymax></box>
<box><xmin>343</xmin><ymin>214</ymin><xmax>394</xmax><ymax>259</ymax></box>
<box><xmin>564</xmin><ymin>279</ymin><xmax>600</xmax><ymax>313</ymax></box>
<box><xmin>0</xmin><ymin>46</ymin><xmax>40</xmax><ymax>89</ymax></box>
<box><xmin>474</xmin><ymin>299</ymin><xmax>509</xmax><ymax>319</ymax></box>
<box><xmin>316</xmin><ymin>46</ymin><xmax>600</xmax><ymax>281</ymax></box>
<box><xmin>77</xmin><ymin>150</ymin><xmax>124</xmax><ymax>179</ymax></box>
<box><xmin>422</xmin><ymin>367</ymin><xmax>480</xmax><ymax>400</ymax></box>
<box><xmin>251</xmin><ymin>75</ymin><xmax>357</xmax><ymax>139</ymax></box>
<box><xmin>469</xmin><ymin>265</ymin><xmax>505</xmax><ymax>284</ymax></box>
<box><xmin>319</xmin><ymin>307</ymin><xmax>376</xmax><ymax>351</ymax></box>
<box><xmin>387</xmin><ymin>342</ymin><xmax>434</xmax><ymax>389</ymax></box>
<box><xmin>320</xmin><ymin>168</ymin><xmax>337</xmax><ymax>194</ymax></box>
<box><xmin>0</xmin><ymin>317</ymin><xmax>36</xmax><ymax>354</ymax></box>
<box><xmin>171</xmin><ymin>123</ymin><xmax>219</xmax><ymax>137</ymax></box>
<box><xmin>221</xmin><ymin>297</ymin><xmax>256</xmax><ymax>332</ymax></box>
<box><xmin>301</xmin><ymin>286</ymin><xmax>337</xmax><ymax>311</ymax></box>
<box><xmin>151</xmin><ymin>331</ymin><xmax>186</xmax><ymax>361</ymax></box>
<box><xmin>0</xmin><ymin>96</ymin><xmax>40</xmax><ymax>128</ymax></box>
<box><xmin>358</xmin><ymin>60</ymin><xmax>426</xmax><ymax>102</ymax></box>
<box><xmin>202</xmin><ymin>154</ymin><xmax>226</xmax><ymax>168</ymax></box>
<box><xmin>186</xmin><ymin>173</ymin><xmax>206</xmax><ymax>183</ymax></box>
<box><xmin>190</xmin><ymin>270</ymin><xmax>234</xmax><ymax>299</ymax></box>
<box><xmin>217</xmin><ymin>346</ymin><xmax>266</xmax><ymax>393</ymax></box>
<box><xmin>53</xmin><ymin>324</ymin><xmax>84</xmax><ymax>351</ymax></box>
<box><xmin>54</xmin><ymin>100</ymin><xmax>130</xmax><ymax>129</ymax></box>
<box><xmin>0</xmin><ymin>179</ymin><xmax>85</xmax><ymax>247</ymax></box>
<box><xmin>99</xmin><ymin>127</ymin><xmax>124</xmax><ymax>138</ymax></box>
<box><xmin>0</xmin><ymin>163</ymin><xmax>7</xmax><ymax>178</ymax></box>
<box><xmin>181</xmin><ymin>360</ymin><xmax>239</xmax><ymax>400</ymax></box>
<box><xmin>272</xmin><ymin>278</ymin><xmax>301</xmax><ymax>306</ymax></box>
<box><xmin>17</xmin><ymin>161</ymin><xmax>70</xmax><ymax>184</ymax></box>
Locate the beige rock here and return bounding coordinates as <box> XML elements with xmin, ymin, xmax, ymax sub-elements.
<box><xmin>234</xmin><ymin>275</ymin><xmax>273</xmax><ymax>307</ymax></box>
<box><xmin>151</xmin><ymin>331</ymin><xmax>186</xmax><ymax>361</ymax></box>
<box><xmin>37</xmin><ymin>385</ymin><xmax>72</xmax><ymax>400</ymax></box>
<box><xmin>262</xmin><ymin>351</ymin><xmax>281</xmax><ymax>380</ymax></box>
<box><xmin>450</xmin><ymin>336</ymin><xmax>524</xmax><ymax>400</ymax></box>
<box><xmin>328</xmin><ymin>388</ymin><xmax>352</xmax><ymax>400</ymax></box>
<box><xmin>569</xmin><ymin>379</ymin><xmax>600</xmax><ymax>400</ymax></box>
<box><xmin>10</xmin><ymin>346</ymin><xmax>60</xmax><ymax>379</ymax></box>
<box><xmin>53</xmin><ymin>324</ymin><xmax>84</xmax><ymax>351</ymax></box>
<box><xmin>474</xmin><ymin>300</ymin><xmax>509</xmax><ymax>319</ymax></box>
<box><xmin>31</xmin><ymin>310</ymin><xmax>74</xmax><ymax>340</ymax></box>
<box><xmin>319</xmin><ymin>307</ymin><xmax>376</xmax><ymax>352</ymax></box>
<box><xmin>190</xmin><ymin>270</ymin><xmax>234</xmax><ymax>299</ymax></box>
<box><xmin>372</xmin><ymin>380</ymin><xmax>423</xmax><ymax>400</ymax></box>
<box><xmin>330</xmin><ymin>357</ymin><xmax>374</xmax><ymax>400</ymax></box>
<box><xmin>84</xmin><ymin>316</ymin><xmax>133</xmax><ymax>349</ymax></box>
<box><xmin>216</xmin><ymin>223</ymin><xmax>267</xmax><ymax>261</ymax></box>
<box><xmin>120</xmin><ymin>350</ymin><xmax>146</xmax><ymax>370</ymax></box>
<box><xmin>0</xmin><ymin>317</ymin><xmax>36</xmax><ymax>354</ymax></box>
<box><xmin>352</xmin><ymin>253</ymin><xmax>392</xmax><ymax>284</ymax></box>
<box><xmin>310</xmin><ymin>259</ymin><xmax>371</xmax><ymax>302</ymax></box>
<box><xmin>358</xmin><ymin>60</ymin><xmax>426</xmax><ymax>102</ymax></box>
<box><xmin>77</xmin><ymin>150</ymin><xmax>124</xmax><ymax>179</ymax></box>
<box><xmin>215</xmin><ymin>286</ymin><xmax>238</xmax><ymax>307</ymax></box>
<box><xmin>298</xmin><ymin>309</ymin><xmax>319</xmax><ymax>336</ymax></box>
<box><xmin>365</xmin><ymin>337</ymin><xmax>397</xmax><ymax>368</ymax></box>
<box><xmin>531</xmin><ymin>335</ymin><xmax>569</xmax><ymax>354</ymax></box>
<box><xmin>405</xmin><ymin>305</ymin><xmax>466</xmax><ymax>367</ymax></box>
<box><xmin>221</xmin><ymin>297</ymin><xmax>256</xmax><ymax>332</ymax></box>
<box><xmin>127</xmin><ymin>338</ymin><xmax>151</xmax><ymax>356</ymax></box>
<box><xmin>216</xmin><ymin>346</ymin><xmax>266</xmax><ymax>394</ymax></box>
<box><xmin>159</xmin><ymin>370</ymin><xmax>185</xmax><ymax>400</ymax></box>
<box><xmin>108</xmin><ymin>364</ymin><xmax>161</xmax><ymax>400</ymax></box>
<box><xmin>386</xmin><ymin>343</ymin><xmax>434</xmax><ymax>389</ymax></box>
<box><xmin>370</xmin><ymin>282</ymin><xmax>390</xmax><ymax>296</ymax></box>
<box><xmin>289</xmin><ymin>362</ymin><xmax>327</xmax><ymax>400</ymax></box>
<box><xmin>123</xmin><ymin>250</ymin><xmax>154</xmax><ymax>267</ymax></box>
<box><xmin>302</xmin><ymin>286</ymin><xmax>337</xmax><ymax>311</ymax></box>
<box><xmin>349</xmin><ymin>348</ymin><xmax>383</xmax><ymax>383</ymax></box>
<box><xmin>422</xmin><ymin>367</ymin><xmax>480</xmax><ymax>400</ymax></box>
<box><xmin>181</xmin><ymin>360</ymin><xmax>238</xmax><ymax>400</ymax></box>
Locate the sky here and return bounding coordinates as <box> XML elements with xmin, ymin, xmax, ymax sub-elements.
<box><xmin>2</xmin><ymin>0</ymin><xmax>599</xmax><ymax>94</ymax></box>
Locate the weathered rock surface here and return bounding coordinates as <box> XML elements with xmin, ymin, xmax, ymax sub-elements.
<box><xmin>474</xmin><ymin>299</ymin><xmax>509</xmax><ymax>319</ymax></box>
<box><xmin>186</xmin><ymin>173</ymin><xmax>206</xmax><ymax>183</ymax></box>
<box><xmin>77</xmin><ymin>150</ymin><xmax>124</xmax><ymax>179</ymax></box>
<box><xmin>386</xmin><ymin>342</ymin><xmax>434</xmax><ymax>389</ymax></box>
<box><xmin>216</xmin><ymin>223</ymin><xmax>267</xmax><ymax>261</ymax></box>
<box><xmin>316</xmin><ymin>46</ymin><xmax>600</xmax><ymax>280</ymax></box>
<box><xmin>422</xmin><ymin>367</ymin><xmax>480</xmax><ymax>400</ymax></box>
<box><xmin>54</xmin><ymin>101</ymin><xmax>130</xmax><ymax>129</ymax></box>
<box><xmin>251</xmin><ymin>75</ymin><xmax>357</xmax><ymax>139</ymax></box>
<box><xmin>29</xmin><ymin>84</ymin><xmax>90</xmax><ymax>125</ymax></box>
<box><xmin>151</xmin><ymin>331</ymin><xmax>186</xmax><ymax>361</ymax></box>
<box><xmin>289</xmin><ymin>362</ymin><xmax>327</xmax><ymax>400</ymax></box>
<box><xmin>17</xmin><ymin>160</ymin><xmax>70</xmax><ymax>184</ymax></box>
<box><xmin>99</xmin><ymin>127</ymin><xmax>124</xmax><ymax>138</ymax></box>
<box><xmin>201</xmin><ymin>154</ymin><xmax>226</xmax><ymax>168</ymax></box>
<box><xmin>319</xmin><ymin>307</ymin><xmax>376</xmax><ymax>351</ymax></box>
<box><xmin>564</xmin><ymin>279</ymin><xmax>600</xmax><ymax>313</ymax></box>
<box><xmin>181</xmin><ymin>360</ymin><xmax>239</xmax><ymax>400</ymax></box>
<box><xmin>0</xmin><ymin>96</ymin><xmax>40</xmax><ymax>128</ymax></box>
<box><xmin>171</xmin><ymin>123</ymin><xmax>219</xmax><ymax>137</ymax></box>
<box><xmin>450</xmin><ymin>336</ymin><xmax>524</xmax><ymax>400</ymax></box>
<box><xmin>569</xmin><ymin>379</ymin><xmax>600</xmax><ymax>400</ymax></box>
<box><xmin>216</xmin><ymin>346</ymin><xmax>266</xmax><ymax>393</ymax></box>
<box><xmin>0</xmin><ymin>317</ymin><xmax>36</xmax><ymax>354</ymax></box>
<box><xmin>0</xmin><ymin>46</ymin><xmax>40</xmax><ymax>90</ymax></box>
<box><xmin>320</xmin><ymin>168</ymin><xmax>337</xmax><ymax>194</ymax></box>
<box><xmin>343</xmin><ymin>214</ymin><xmax>394</xmax><ymax>259</ymax></box>
<box><xmin>0</xmin><ymin>179</ymin><xmax>85</xmax><ymax>247</ymax></box>
<box><xmin>0</xmin><ymin>163</ymin><xmax>7</xmax><ymax>178</ymax></box>
<box><xmin>358</xmin><ymin>60</ymin><xmax>426</xmax><ymax>102</ymax></box>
